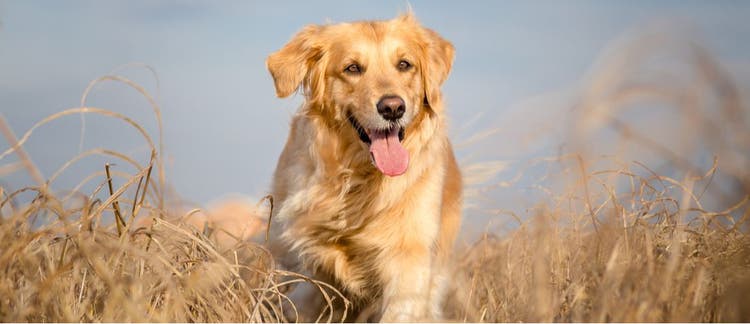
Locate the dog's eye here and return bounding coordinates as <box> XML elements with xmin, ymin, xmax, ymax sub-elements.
<box><xmin>397</xmin><ymin>60</ymin><xmax>412</xmax><ymax>71</ymax></box>
<box><xmin>345</xmin><ymin>64</ymin><xmax>362</xmax><ymax>74</ymax></box>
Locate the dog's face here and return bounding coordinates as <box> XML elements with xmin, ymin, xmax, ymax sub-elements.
<box><xmin>267</xmin><ymin>14</ymin><xmax>453</xmax><ymax>177</ymax></box>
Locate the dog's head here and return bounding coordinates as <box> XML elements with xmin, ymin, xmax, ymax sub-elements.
<box><xmin>267</xmin><ymin>14</ymin><xmax>454</xmax><ymax>177</ymax></box>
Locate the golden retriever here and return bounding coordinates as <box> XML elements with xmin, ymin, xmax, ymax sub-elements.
<box><xmin>266</xmin><ymin>13</ymin><xmax>462</xmax><ymax>322</ymax></box>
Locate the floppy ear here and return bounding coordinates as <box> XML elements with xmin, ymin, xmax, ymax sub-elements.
<box><xmin>266</xmin><ymin>25</ymin><xmax>323</xmax><ymax>98</ymax></box>
<box><xmin>420</xmin><ymin>27</ymin><xmax>455</xmax><ymax>108</ymax></box>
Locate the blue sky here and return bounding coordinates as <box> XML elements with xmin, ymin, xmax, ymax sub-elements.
<box><xmin>1</xmin><ymin>1</ymin><xmax>749</xmax><ymax>235</ymax></box>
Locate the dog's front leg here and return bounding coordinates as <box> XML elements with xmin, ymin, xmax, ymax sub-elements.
<box><xmin>378</xmin><ymin>246</ymin><xmax>433</xmax><ymax>322</ymax></box>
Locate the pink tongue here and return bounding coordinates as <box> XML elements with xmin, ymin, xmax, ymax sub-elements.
<box><xmin>368</xmin><ymin>128</ymin><xmax>409</xmax><ymax>176</ymax></box>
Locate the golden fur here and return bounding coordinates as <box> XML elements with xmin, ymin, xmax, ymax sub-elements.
<box><xmin>266</xmin><ymin>13</ymin><xmax>462</xmax><ymax>322</ymax></box>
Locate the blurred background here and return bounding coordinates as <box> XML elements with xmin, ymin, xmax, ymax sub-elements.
<box><xmin>2</xmin><ymin>1</ymin><xmax>749</xmax><ymax>241</ymax></box>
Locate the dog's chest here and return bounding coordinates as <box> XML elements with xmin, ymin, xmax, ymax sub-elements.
<box><xmin>302</xmin><ymin>177</ymin><xmax>440</xmax><ymax>296</ymax></box>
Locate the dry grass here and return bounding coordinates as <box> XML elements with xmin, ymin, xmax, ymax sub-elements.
<box><xmin>0</xmin><ymin>75</ymin><xmax>346</xmax><ymax>322</ymax></box>
<box><xmin>446</xmin><ymin>29</ymin><xmax>750</xmax><ymax>322</ymax></box>
<box><xmin>1</xmin><ymin>29</ymin><xmax>749</xmax><ymax>322</ymax></box>
<box><xmin>448</xmin><ymin>156</ymin><xmax>750</xmax><ymax>322</ymax></box>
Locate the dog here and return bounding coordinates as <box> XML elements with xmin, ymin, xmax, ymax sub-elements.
<box><xmin>265</xmin><ymin>13</ymin><xmax>462</xmax><ymax>322</ymax></box>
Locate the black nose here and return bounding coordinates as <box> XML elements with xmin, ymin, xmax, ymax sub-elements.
<box><xmin>376</xmin><ymin>96</ymin><xmax>405</xmax><ymax>121</ymax></box>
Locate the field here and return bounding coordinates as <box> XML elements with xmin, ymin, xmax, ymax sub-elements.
<box><xmin>1</xmin><ymin>31</ymin><xmax>749</xmax><ymax>322</ymax></box>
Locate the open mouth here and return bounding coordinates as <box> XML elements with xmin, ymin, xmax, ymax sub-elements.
<box><xmin>347</xmin><ymin>114</ymin><xmax>404</xmax><ymax>144</ymax></box>
<box><xmin>347</xmin><ymin>113</ymin><xmax>409</xmax><ymax>177</ymax></box>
